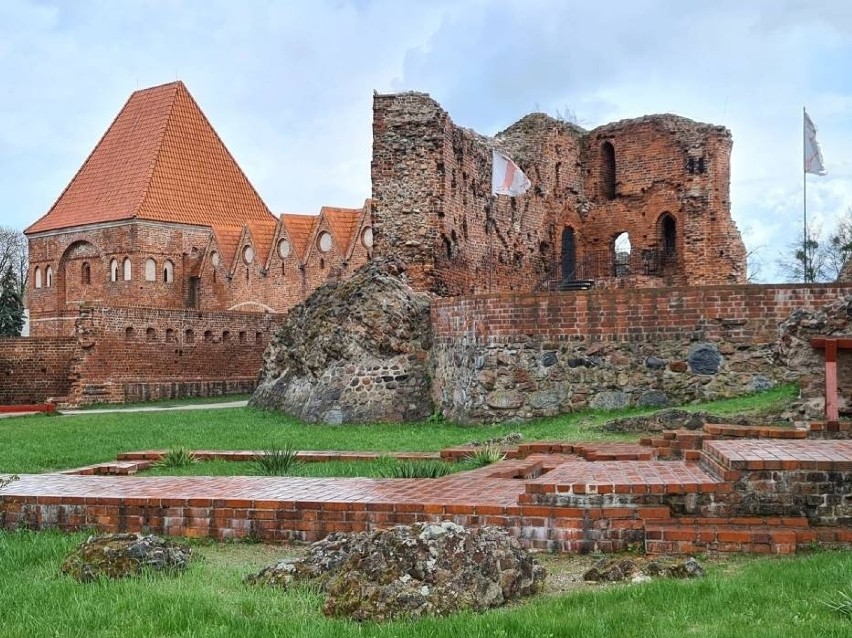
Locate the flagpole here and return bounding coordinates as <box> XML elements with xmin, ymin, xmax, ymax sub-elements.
<box><xmin>803</xmin><ymin>106</ymin><xmax>808</xmax><ymax>283</ymax></box>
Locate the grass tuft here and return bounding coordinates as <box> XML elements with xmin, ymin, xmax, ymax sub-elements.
<box><xmin>154</xmin><ymin>447</ymin><xmax>198</xmax><ymax>469</ymax></box>
<box><xmin>463</xmin><ymin>443</ymin><xmax>506</xmax><ymax>468</ymax></box>
<box><xmin>376</xmin><ymin>459</ymin><xmax>454</xmax><ymax>478</ymax></box>
<box><xmin>251</xmin><ymin>445</ymin><xmax>302</xmax><ymax>476</ymax></box>
<box><xmin>822</xmin><ymin>586</ymin><xmax>852</xmax><ymax>618</ymax></box>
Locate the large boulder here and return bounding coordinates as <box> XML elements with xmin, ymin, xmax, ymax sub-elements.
<box><xmin>246</xmin><ymin>522</ymin><xmax>546</xmax><ymax>622</ymax></box>
<box><xmin>250</xmin><ymin>258</ymin><xmax>435</xmax><ymax>423</ymax></box>
<box><xmin>61</xmin><ymin>533</ymin><xmax>192</xmax><ymax>582</ymax></box>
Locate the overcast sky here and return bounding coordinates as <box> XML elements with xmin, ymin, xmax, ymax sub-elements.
<box><xmin>2</xmin><ymin>0</ymin><xmax>851</xmax><ymax>282</ymax></box>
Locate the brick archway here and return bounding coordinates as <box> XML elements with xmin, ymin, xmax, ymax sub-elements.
<box><xmin>58</xmin><ymin>240</ymin><xmax>101</xmax><ymax>310</ymax></box>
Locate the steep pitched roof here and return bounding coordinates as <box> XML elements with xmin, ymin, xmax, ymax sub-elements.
<box><xmin>26</xmin><ymin>81</ymin><xmax>277</xmax><ymax>262</ymax></box>
<box><xmin>280</xmin><ymin>213</ymin><xmax>318</xmax><ymax>261</ymax></box>
<box><xmin>320</xmin><ymin>206</ymin><xmax>362</xmax><ymax>254</ymax></box>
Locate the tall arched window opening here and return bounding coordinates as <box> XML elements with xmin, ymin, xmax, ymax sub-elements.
<box><xmin>660</xmin><ymin>214</ymin><xmax>677</xmax><ymax>259</ymax></box>
<box><xmin>34</xmin><ymin>267</ymin><xmax>42</xmax><ymax>289</ymax></box>
<box><xmin>123</xmin><ymin>257</ymin><xmax>132</xmax><ymax>281</ymax></box>
<box><xmin>45</xmin><ymin>266</ymin><xmax>53</xmax><ymax>287</ymax></box>
<box><xmin>145</xmin><ymin>258</ymin><xmax>156</xmax><ymax>281</ymax></box>
<box><xmin>81</xmin><ymin>262</ymin><xmax>91</xmax><ymax>284</ymax></box>
<box><xmin>163</xmin><ymin>260</ymin><xmax>174</xmax><ymax>283</ymax></box>
<box><xmin>614</xmin><ymin>232</ymin><xmax>631</xmax><ymax>277</ymax></box>
<box><xmin>110</xmin><ymin>259</ymin><xmax>119</xmax><ymax>282</ymax></box>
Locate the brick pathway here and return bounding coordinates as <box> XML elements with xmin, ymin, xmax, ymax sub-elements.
<box><xmin>2</xmin><ymin>438</ymin><xmax>850</xmax><ymax>554</ymax></box>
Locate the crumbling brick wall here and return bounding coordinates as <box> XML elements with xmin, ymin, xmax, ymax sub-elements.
<box><xmin>371</xmin><ymin>92</ymin><xmax>746</xmax><ymax>296</ymax></box>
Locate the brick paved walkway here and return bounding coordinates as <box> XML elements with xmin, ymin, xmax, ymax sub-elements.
<box><xmin>2</xmin><ymin>437</ymin><xmax>850</xmax><ymax>554</ymax></box>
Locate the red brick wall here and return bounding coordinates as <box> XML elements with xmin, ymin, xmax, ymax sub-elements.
<box><xmin>0</xmin><ymin>337</ymin><xmax>77</xmax><ymax>404</ymax></box>
<box><xmin>63</xmin><ymin>306</ymin><xmax>282</xmax><ymax>404</ymax></box>
<box><xmin>432</xmin><ymin>284</ymin><xmax>849</xmax><ymax>343</ymax></box>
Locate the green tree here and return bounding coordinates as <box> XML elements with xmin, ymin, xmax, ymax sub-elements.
<box><xmin>0</xmin><ymin>265</ymin><xmax>25</xmax><ymax>337</ymax></box>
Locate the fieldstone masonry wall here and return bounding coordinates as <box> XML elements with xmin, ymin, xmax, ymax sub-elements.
<box><xmin>431</xmin><ymin>284</ymin><xmax>852</xmax><ymax>424</ymax></box>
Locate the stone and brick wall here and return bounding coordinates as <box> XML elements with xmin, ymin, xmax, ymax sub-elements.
<box><xmin>431</xmin><ymin>283</ymin><xmax>852</xmax><ymax>423</ymax></box>
<box><xmin>0</xmin><ymin>337</ymin><xmax>78</xmax><ymax>404</ymax></box>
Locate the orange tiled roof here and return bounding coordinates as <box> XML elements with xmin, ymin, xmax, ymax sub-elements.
<box><xmin>26</xmin><ymin>81</ymin><xmax>277</xmax><ymax>264</ymax></box>
<box><xmin>320</xmin><ymin>206</ymin><xmax>363</xmax><ymax>254</ymax></box>
<box><xmin>280</xmin><ymin>213</ymin><xmax>318</xmax><ymax>261</ymax></box>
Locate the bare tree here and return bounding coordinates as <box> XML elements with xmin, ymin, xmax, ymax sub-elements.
<box><xmin>0</xmin><ymin>226</ymin><xmax>27</xmax><ymax>295</ymax></box>
<box><xmin>776</xmin><ymin>212</ymin><xmax>852</xmax><ymax>283</ymax></box>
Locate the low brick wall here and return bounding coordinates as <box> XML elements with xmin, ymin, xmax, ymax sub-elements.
<box><xmin>431</xmin><ymin>283</ymin><xmax>852</xmax><ymax>423</ymax></box>
<box><xmin>0</xmin><ymin>337</ymin><xmax>77</xmax><ymax>404</ymax></box>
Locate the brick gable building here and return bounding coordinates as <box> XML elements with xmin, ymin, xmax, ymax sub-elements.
<box><xmin>26</xmin><ymin>81</ymin><xmax>371</xmax><ymax>337</ymax></box>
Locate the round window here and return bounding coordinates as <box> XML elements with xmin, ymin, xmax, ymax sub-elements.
<box><xmin>278</xmin><ymin>239</ymin><xmax>291</xmax><ymax>258</ymax></box>
<box><xmin>210</xmin><ymin>251</ymin><xmax>220</xmax><ymax>267</ymax></box>
<box><xmin>317</xmin><ymin>232</ymin><xmax>332</xmax><ymax>253</ymax></box>
<box><xmin>243</xmin><ymin>245</ymin><xmax>254</xmax><ymax>264</ymax></box>
<box><xmin>361</xmin><ymin>227</ymin><xmax>374</xmax><ymax>249</ymax></box>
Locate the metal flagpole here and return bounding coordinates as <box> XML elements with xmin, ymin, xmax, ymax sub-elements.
<box><xmin>803</xmin><ymin>106</ymin><xmax>808</xmax><ymax>283</ymax></box>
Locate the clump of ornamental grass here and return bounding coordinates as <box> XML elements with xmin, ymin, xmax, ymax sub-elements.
<box><xmin>154</xmin><ymin>447</ymin><xmax>198</xmax><ymax>469</ymax></box>
<box><xmin>376</xmin><ymin>459</ymin><xmax>454</xmax><ymax>479</ymax></box>
<box><xmin>252</xmin><ymin>444</ymin><xmax>303</xmax><ymax>476</ymax></box>
<box><xmin>822</xmin><ymin>587</ymin><xmax>852</xmax><ymax>618</ymax></box>
<box><xmin>463</xmin><ymin>443</ymin><xmax>506</xmax><ymax>468</ymax></box>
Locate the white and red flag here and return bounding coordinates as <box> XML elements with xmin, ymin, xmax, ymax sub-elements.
<box><xmin>804</xmin><ymin>110</ymin><xmax>826</xmax><ymax>176</ymax></box>
<box><xmin>491</xmin><ymin>149</ymin><xmax>531</xmax><ymax>196</ymax></box>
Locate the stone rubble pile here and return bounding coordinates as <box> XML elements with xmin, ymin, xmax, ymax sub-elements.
<box><xmin>61</xmin><ymin>533</ymin><xmax>192</xmax><ymax>582</ymax></box>
<box><xmin>246</xmin><ymin>521</ymin><xmax>546</xmax><ymax>622</ymax></box>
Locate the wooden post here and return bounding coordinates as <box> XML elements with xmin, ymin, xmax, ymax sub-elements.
<box><xmin>825</xmin><ymin>339</ymin><xmax>839</xmax><ymax>424</ymax></box>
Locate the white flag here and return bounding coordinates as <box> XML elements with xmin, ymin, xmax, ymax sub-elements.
<box><xmin>804</xmin><ymin>110</ymin><xmax>826</xmax><ymax>176</ymax></box>
<box><xmin>491</xmin><ymin>149</ymin><xmax>531</xmax><ymax>196</ymax></box>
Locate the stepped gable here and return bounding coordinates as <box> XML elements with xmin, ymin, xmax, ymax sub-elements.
<box><xmin>25</xmin><ymin>80</ymin><xmax>277</xmax><ymax>265</ymax></box>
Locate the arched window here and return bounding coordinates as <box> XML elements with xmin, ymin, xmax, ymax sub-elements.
<box><xmin>125</xmin><ymin>327</ymin><xmax>135</xmax><ymax>341</ymax></box>
<box><xmin>222</xmin><ymin>330</ymin><xmax>231</xmax><ymax>342</ymax></box>
<box><xmin>660</xmin><ymin>213</ymin><xmax>677</xmax><ymax>259</ymax></box>
<box><xmin>110</xmin><ymin>259</ymin><xmax>119</xmax><ymax>282</ymax></box>
<box><xmin>146</xmin><ymin>327</ymin><xmax>156</xmax><ymax>342</ymax></box>
<box><xmin>82</xmin><ymin>262</ymin><xmax>91</xmax><ymax>285</ymax></box>
<box><xmin>185</xmin><ymin>328</ymin><xmax>195</xmax><ymax>344</ymax></box>
<box><xmin>163</xmin><ymin>260</ymin><xmax>174</xmax><ymax>283</ymax></box>
<box><xmin>601</xmin><ymin>141</ymin><xmax>616</xmax><ymax>200</ymax></box>
<box><xmin>34</xmin><ymin>267</ymin><xmax>42</xmax><ymax>289</ymax></box>
<box><xmin>165</xmin><ymin>328</ymin><xmax>176</xmax><ymax>343</ymax></box>
<box><xmin>123</xmin><ymin>257</ymin><xmax>132</xmax><ymax>281</ymax></box>
<box><xmin>145</xmin><ymin>258</ymin><xmax>157</xmax><ymax>282</ymax></box>
<box><xmin>45</xmin><ymin>266</ymin><xmax>53</xmax><ymax>287</ymax></box>
<box><xmin>614</xmin><ymin>232</ymin><xmax>631</xmax><ymax>277</ymax></box>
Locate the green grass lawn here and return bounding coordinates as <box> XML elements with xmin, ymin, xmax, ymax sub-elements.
<box><xmin>0</xmin><ymin>530</ymin><xmax>849</xmax><ymax>638</ymax></box>
<box><xmin>0</xmin><ymin>385</ymin><xmax>797</xmax><ymax>474</ymax></box>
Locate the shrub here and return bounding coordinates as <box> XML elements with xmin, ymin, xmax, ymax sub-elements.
<box><xmin>463</xmin><ymin>444</ymin><xmax>506</xmax><ymax>468</ymax></box>
<box><xmin>154</xmin><ymin>447</ymin><xmax>198</xmax><ymax>469</ymax></box>
<box><xmin>252</xmin><ymin>445</ymin><xmax>302</xmax><ymax>476</ymax></box>
<box><xmin>376</xmin><ymin>460</ymin><xmax>453</xmax><ymax>479</ymax></box>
